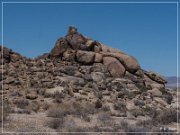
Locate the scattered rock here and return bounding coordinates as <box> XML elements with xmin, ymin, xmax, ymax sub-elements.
<box><xmin>26</xmin><ymin>93</ymin><xmax>38</xmax><ymax>100</ymax></box>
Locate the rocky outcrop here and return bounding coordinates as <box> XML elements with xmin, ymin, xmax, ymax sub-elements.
<box><xmin>1</xmin><ymin>26</ymin><xmax>173</xmax><ymax>120</ymax></box>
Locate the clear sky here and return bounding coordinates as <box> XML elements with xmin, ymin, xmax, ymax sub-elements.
<box><xmin>1</xmin><ymin>1</ymin><xmax>179</xmax><ymax>76</ymax></box>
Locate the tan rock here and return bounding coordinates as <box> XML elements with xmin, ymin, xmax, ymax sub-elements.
<box><xmin>113</xmin><ymin>53</ymin><xmax>140</xmax><ymax>73</ymax></box>
<box><xmin>45</xmin><ymin>86</ymin><xmax>64</xmax><ymax>96</ymax></box>
<box><xmin>101</xmin><ymin>43</ymin><xmax>123</xmax><ymax>53</ymax></box>
<box><xmin>154</xmin><ymin>97</ymin><xmax>167</xmax><ymax>107</ymax></box>
<box><xmin>144</xmin><ymin>71</ymin><xmax>167</xmax><ymax>84</ymax></box>
<box><xmin>51</xmin><ymin>38</ymin><xmax>69</xmax><ymax>57</ymax></box>
<box><xmin>76</xmin><ymin>50</ymin><xmax>95</xmax><ymax>64</ymax></box>
<box><xmin>26</xmin><ymin>94</ymin><xmax>38</xmax><ymax>100</ymax></box>
<box><xmin>148</xmin><ymin>88</ymin><xmax>162</xmax><ymax>97</ymax></box>
<box><xmin>103</xmin><ymin>57</ymin><xmax>125</xmax><ymax>77</ymax></box>
<box><xmin>102</xmin><ymin>52</ymin><xmax>140</xmax><ymax>73</ymax></box>
<box><xmin>144</xmin><ymin>75</ymin><xmax>164</xmax><ymax>89</ymax></box>
<box><xmin>94</xmin><ymin>53</ymin><xmax>103</xmax><ymax>63</ymax></box>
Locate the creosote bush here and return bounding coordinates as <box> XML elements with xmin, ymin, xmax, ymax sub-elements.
<box><xmin>154</xmin><ymin>109</ymin><xmax>178</xmax><ymax>124</ymax></box>
<box><xmin>46</xmin><ymin>117</ymin><xmax>64</xmax><ymax>129</ymax></box>
<box><xmin>97</xmin><ymin>112</ymin><xmax>112</xmax><ymax>125</ymax></box>
<box><xmin>113</xmin><ymin>101</ymin><xmax>126</xmax><ymax>111</ymax></box>
<box><xmin>14</xmin><ymin>99</ymin><xmax>29</xmax><ymax>109</ymax></box>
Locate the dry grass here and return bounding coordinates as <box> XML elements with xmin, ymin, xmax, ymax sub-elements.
<box><xmin>47</xmin><ymin>102</ymin><xmax>95</xmax><ymax>124</ymax></box>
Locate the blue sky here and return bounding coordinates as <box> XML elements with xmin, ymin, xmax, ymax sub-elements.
<box><xmin>1</xmin><ymin>1</ymin><xmax>179</xmax><ymax>76</ymax></box>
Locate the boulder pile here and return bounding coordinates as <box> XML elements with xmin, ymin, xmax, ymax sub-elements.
<box><xmin>1</xmin><ymin>26</ymin><xmax>176</xmax><ymax>118</ymax></box>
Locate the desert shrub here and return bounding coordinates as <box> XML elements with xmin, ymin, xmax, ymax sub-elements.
<box><xmin>127</xmin><ymin>91</ymin><xmax>135</xmax><ymax>99</ymax></box>
<box><xmin>47</xmin><ymin>105</ymin><xmax>67</xmax><ymax>118</ymax></box>
<box><xmin>72</xmin><ymin>102</ymin><xmax>95</xmax><ymax>119</ymax></box>
<box><xmin>159</xmin><ymin>88</ymin><xmax>168</xmax><ymax>94</ymax></box>
<box><xmin>163</xmin><ymin>94</ymin><xmax>173</xmax><ymax>104</ymax></box>
<box><xmin>112</xmin><ymin>121</ymin><xmax>129</xmax><ymax>132</ymax></box>
<box><xmin>54</xmin><ymin>92</ymin><xmax>64</xmax><ymax>103</ymax></box>
<box><xmin>10</xmin><ymin>91</ymin><xmax>22</xmax><ymax>97</ymax></box>
<box><xmin>115</xmin><ymin>120</ymin><xmax>151</xmax><ymax>133</ymax></box>
<box><xmin>120</xmin><ymin>120</ymin><xmax>128</xmax><ymax>130</ymax></box>
<box><xmin>131</xmin><ymin>108</ymin><xmax>144</xmax><ymax>117</ymax></box>
<box><xmin>30</xmin><ymin>101</ymin><xmax>40</xmax><ymax>112</ymax></box>
<box><xmin>137</xmin><ymin>119</ymin><xmax>155</xmax><ymax>129</ymax></box>
<box><xmin>142</xmin><ymin>106</ymin><xmax>158</xmax><ymax>119</ymax></box>
<box><xmin>16</xmin><ymin>109</ymin><xmax>31</xmax><ymax>114</ymax></box>
<box><xmin>47</xmin><ymin>102</ymin><xmax>95</xmax><ymax>119</ymax></box>
<box><xmin>117</xmin><ymin>91</ymin><xmax>126</xmax><ymax>98</ymax></box>
<box><xmin>38</xmin><ymin>89</ymin><xmax>45</xmax><ymax>96</ymax></box>
<box><xmin>61</xmin><ymin>66</ymin><xmax>77</xmax><ymax>76</ymax></box>
<box><xmin>95</xmin><ymin>99</ymin><xmax>102</xmax><ymax>109</ymax></box>
<box><xmin>14</xmin><ymin>99</ymin><xmax>29</xmax><ymax>109</ymax></box>
<box><xmin>154</xmin><ymin>109</ymin><xmax>178</xmax><ymax>124</ymax></box>
<box><xmin>42</xmin><ymin>102</ymin><xmax>49</xmax><ymax>111</ymax></box>
<box><xmin>117</xmin><ymin>90</ymin><xmax>134</xmax><ymax>99</ymax></box>
<box><xmin>136</xmin><ymin>84</ymin><xmax>147</xmax><ymax>92</ymax></box>
<box><xmin>101</xmin><ymin>105</ymin><xmax>111</xmax><ymax>112</ymax></box>
<box><xmin>83</xmin><ymin>115</ymin><xmax>91</xmax><ymax>122</ymax></box>
<box><xmin>96</xmin><ymin>92</ymin><xmax>103</xmax><ymax>99</ymax></box>
<box><xmin>46</xmin><ymin>117</ymin><xmax>64</xmax><ymax>129</ymax></box>
<box><xmin>134</xmin><ymin>99</ymin><xmax>145</xmax><ymax>107</ymax></box>
<box><xmin>97</xmin><ymin>112</ymin><xmax>112</xmax><ymax>125</ymax></box>
<box><xmin>114</xmin><ymin>101</ymin><xmax>126</xmax><ymax>111</ymax></box>
<box><xmin>44</xmin><ymin>92</ymin><xmax>53</xmax><ymax>98</ymax></box>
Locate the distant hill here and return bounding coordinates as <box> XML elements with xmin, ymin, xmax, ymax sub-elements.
<box><xmin>165</xmin><ymin>76</ymin><xmax>180</xmax><ymax>88</ymax></box>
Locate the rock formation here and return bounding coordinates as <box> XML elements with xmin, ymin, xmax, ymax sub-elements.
<box><xmin>0</xmin><ymin>26</ymin><xmax>178</xmax><ymax>132</ymax></box>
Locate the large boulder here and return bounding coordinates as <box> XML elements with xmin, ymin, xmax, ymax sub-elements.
<box><xmin>94</xmin><ymin>53</ymin><xmax>103</xmax><ymax>63</ymax></box>
<box><xmin>62</xmin><ymin>49</ymin><xmax>76</xmax><ymax>61</ymax></box>
<box><xmin>103</xmin><ymin>57</ymin><xmax>125</xmax><ymax>78</ymax></box>
<box><xmin>102</xmin><ymin>52</ymin><xmax>140</xmax><ymax>74</ymax></box>
<box><xmin>45</xmin><ymin>86</ymin><xmax>65</xmax><ymax>97</ymax></box>
<box><xmin>144</xmin><ymin>74</ymin><xmax>165</xmax><ymax>89</ymax></box>
<box><xmin>144</xmin><ymin>71</ymin><xmax>167</xmax><ymax>84</ymax></box>
<box><xmin>51</xmin><ymin>37</ymin><xmax>69</xmax><ymax>58</ymax></box>
<box><xmin>76</xmin><ymin>50</ymin><xmax>95</xmax><ymax>64</ymax></box>
<box><xmin>113</xmin><ymin>53</ymin><xmax>140</xmax><ymax>74</ymax></box>
<box><xmin>66</xmin><ymin>26</ymin><xmax>87</xmax><ymax>50</ymax></box>
<box><xmin>101</xmin><ymin>43</ymin><xmax>123</xmax><ymax>53</ymax></box>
